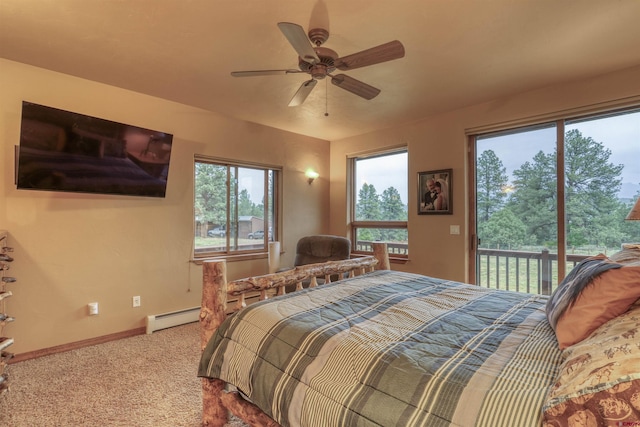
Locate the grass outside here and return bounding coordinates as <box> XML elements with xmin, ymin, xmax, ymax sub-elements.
<box><xmin>194</xmin><ymin>236</ymin><xmax>269</xmax><ymax>250</ymax></box>
<box><xmin>477</xmin><ymin>255</ymin><xmax>565</xmax><ymax>295</ymax></box>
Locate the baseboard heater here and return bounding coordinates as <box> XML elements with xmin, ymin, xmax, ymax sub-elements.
<box><xmin>146</xmin><ymin>307</ymin><xmax>200</xmax><ymax>334</ymax></box>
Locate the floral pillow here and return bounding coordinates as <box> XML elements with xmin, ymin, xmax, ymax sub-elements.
<box><xmin>543</xmin><ymin>303</ymin><xmax>640</xmax><ymax>425</ymax></box>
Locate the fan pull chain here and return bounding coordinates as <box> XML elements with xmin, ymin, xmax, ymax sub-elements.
<box><xmin>325</xmin><ymin>79</ymin><xmax>329</xmax><ymax>117</ymax></box>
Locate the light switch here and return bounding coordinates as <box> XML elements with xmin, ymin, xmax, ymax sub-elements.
<box><xmin>88</xmin><ymin>302</ymin><xmax>99</xmax><ymax>315</ymax></box>
<box><xmin>450</xmin><ymin>225</ymin><xmax>460</xmax><ymax>235</ymax></box>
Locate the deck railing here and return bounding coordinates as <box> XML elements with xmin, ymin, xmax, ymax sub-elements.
<box><xmin>477</xmin><ymin>248</ymin><xmax>588</xmax><ymax>295</ymax></box>
<box><xmin>356</xmin><ymin>241</ymin><xmax>591</xmax><ymax>296</ymax></box>
<box><xmin>355</xmin><ymin>241</ymin><xmax>409</xmax><ymax>256</ymax></box>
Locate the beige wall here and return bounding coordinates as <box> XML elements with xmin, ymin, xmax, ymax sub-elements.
<box><xmin>0</xmin><ymin>59</ymin><xmax>329</xmax><ymax>354</ymax></box>
<box><xmin>3</xmin><ymin>58</ymin><xmax>640</xmax><ymax>356</ymax></box>
<box><xmin>330</xmin><ymin>65</ymin><xmax>640</xmax><ymax>282</ymax></box>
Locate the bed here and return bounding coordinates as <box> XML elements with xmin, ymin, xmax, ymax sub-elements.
<box><xmin>199</xmin><ymin>243</ymin><xmax>640</xmax><ymax>427</ymax></box>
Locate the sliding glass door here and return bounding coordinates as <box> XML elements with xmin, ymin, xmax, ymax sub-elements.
<box><xmin>472</xmin><ymin>108</ymin><xmax>640</xmax><ymax>294</ymax></box>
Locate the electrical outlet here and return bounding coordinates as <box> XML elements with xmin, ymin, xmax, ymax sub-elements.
<box><xmin>132</xmin><ymin>296</ymin><xmax>141</xmax><ymax>307</ymax></box>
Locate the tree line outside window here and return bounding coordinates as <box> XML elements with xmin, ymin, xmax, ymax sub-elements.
<box><xmin>351</xmin><ymin>149</ymin><xmax>408</xmax><ymax>256</ymax></box>
<box><xmin>194</xmin><ymin>158</ymin><xmax>277</xmax><ymax>257</ymax></box>
<box><xmin>477</xmin><ymin>122</ymin><xmax>639</xmax><ymax>254</ymax></box>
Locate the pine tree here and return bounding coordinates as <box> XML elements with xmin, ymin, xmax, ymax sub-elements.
<box><xmin>380</xmin><ymin>186</ymin><xmax>407</xmax><ymax>240</ymax></box>
<box><xmin>194</xmin><ymin>163</ymin><xmax>227</xmax><ymax>235</ymax></box>
<box><xmin>507</xmin><ymin>129</ymin><xmax>626</xmax><ymax>247</ymax></box>
<box><xmin>564</xmin><ymin>129</ymin><xmax>623</xmax><ymax>247</ymax></box>
<box><xmin>356</xmin><ymin>183</ymin><xmax>381</xmax><ymax>221</ymax></box>
<box><xmin>476</xmin><ymin>150</ymin><xmax>509</xmax><ymax>222</ymax></box>
<box><xmin>356</xmin><ymin>183</ymin><xmax>381</xmax><ymax>241</ymax></box>
<box><xmin>508</xmin><ymin>150</ymin><xmax>557</xmax><ymax>245</ymax></box>
<box><xmin>237</xmin><ymin>189</ymin><xmax>255</xmax><ymax>217</ymax></box>
<box><xmin>380</xmin><ymin>187</ymin><xmax>406</xmax><ymax>221</ymax></box>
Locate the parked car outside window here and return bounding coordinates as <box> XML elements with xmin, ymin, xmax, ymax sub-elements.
<box><xmin>207</xmin><ymin>227</ymin><xmax>226</xmax><ymax>237</ymax></box>
<box><xmin>247</xmin><ymin>230</ymin><xmax>264</xmax><ymax>239</ymax></box>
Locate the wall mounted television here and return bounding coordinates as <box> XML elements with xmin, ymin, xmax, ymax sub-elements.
<box><xmin>16</xmin><ymin>101</ymin><xmax>173</xmax><ymax>198</ymax></box>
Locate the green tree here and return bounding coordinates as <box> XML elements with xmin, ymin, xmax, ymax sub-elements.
<box><xmin>619</xmin><ymin>191</ymin><xmax>640</xmax><ymax>245</ymax></box>
<box><xmin>380</xmin><ymin>187</ymin><xmax>405</xmax><ymax>220</ymax></box>
<box><xmin>356</xmin><ymin>183</ymin><xmax>381</xmax><ymax>241</ymax></box>
<box><xmin>508</xmin><ymin>150</ymin><xmax>557</xmax><ymax>245</ymax></box>
<box><xmin>379</xmin><ymin>186</ymin><xmax>406</xmax><ymax>240</ymax></box>
<box><xmin>507</xmin><ymin>129</ymin><xmax>626</xmax><ymax>248</ymax></box>
<box><xmin>477</xmin><ymin>150</ymin><xmax>509</xmax><ymax>222</ymax></box>
<box><xmin>237</xmin><ymin>189</ymin><xmax>255</xmax><ymax>217</ymax></box>
<box><xmin>356</xmin><ymin>183</ymin><xmax>381</xmax><ymax>221</ymax></box>
<box><xmin>478</xmin><ymin>208</ymin><xmax>527</xmax><ymax>248</ymax></box>
<box><xmin>564</xmin><ymin>129</ymin><xmax>624</xmax><ymax>247</ymax></box>
<box><xmin>194</xmin><ymin>163</ymin><xmax>226</xmax><ymax>235</ymax></box>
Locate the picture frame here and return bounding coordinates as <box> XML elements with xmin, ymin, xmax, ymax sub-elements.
<box><xmin>418</xmin><ymin>169</ymin><xmax>452</xmax><ymax>215</ymax></box>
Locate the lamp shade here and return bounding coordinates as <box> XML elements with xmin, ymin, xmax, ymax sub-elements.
<box><xmin>626</xmin><ymin>198</ymin><xmax>640</xmax><ymax>220</ymax></box>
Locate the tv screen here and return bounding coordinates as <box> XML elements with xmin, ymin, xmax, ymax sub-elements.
<box><xmin>16</xmin><ymin>102</ymin><xmax>173</xmax><ymax>198</ymax></box>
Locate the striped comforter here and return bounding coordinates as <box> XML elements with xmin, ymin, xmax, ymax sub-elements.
<box><xmin>199</xmin><ymin>271</ymin><xmax>562</xmax><ymax>427</ymax></box>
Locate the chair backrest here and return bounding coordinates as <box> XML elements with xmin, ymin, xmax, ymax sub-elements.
<box><xmin>294</xmin><ymin>235</ymin><xmax>351</xmax><ymax>267</ymax></box>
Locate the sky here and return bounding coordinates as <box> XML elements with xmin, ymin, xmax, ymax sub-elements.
<box><xmin>356</xmin><ymin>151</ymin><xmax>409</xmax><ymax>205</ymax></box>
<box><xmin>478</xmin><ymin>110</ymin><xmax>640</xmax><ymax>199</ymax></box>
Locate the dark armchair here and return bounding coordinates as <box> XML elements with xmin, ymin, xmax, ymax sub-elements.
<box><xmin>279</xmin><ymin>235</ymin><xmax>351</xmax><ymax>289</ymax></box>
<box><xmin>293</xmin><ymin>235</ymin><xmax>351</xmax><ymax>267</ymax></box>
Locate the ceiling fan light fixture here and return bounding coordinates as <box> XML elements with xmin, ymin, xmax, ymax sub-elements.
<box><xmin>308</xmin><ymin>28</ymin><xmax>329</xmax><ymax>46</ymax></box>
<box><xmin>232</xmin><ymin>22</ymin><xmax>404</xmax><ymax>106</ymax></box>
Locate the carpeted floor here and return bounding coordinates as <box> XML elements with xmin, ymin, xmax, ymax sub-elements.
<box><xmin>0</xmin><ymin>322</ymin><xmax>247</xmax><ymax>427</ymax></box>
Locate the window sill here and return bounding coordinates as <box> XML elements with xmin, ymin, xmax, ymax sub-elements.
<box><xmin>192</xmin><ymin>252</ymin><xmax>407</xmax><ymax>266</ymax></box>
<box><xmin>191</xmin><ymin>251</ymin><xmax>268</xmax><ymax>265</ymax></box>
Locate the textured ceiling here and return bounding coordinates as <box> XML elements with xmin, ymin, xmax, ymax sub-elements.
<box><xmin>1</xmin><ymin>0</ymin><xmax>640</xmax><ymax>141</ymax></box>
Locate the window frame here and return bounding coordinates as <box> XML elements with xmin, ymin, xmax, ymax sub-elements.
<box><xmin>468</xmin><ymin>104</ymin><xmax>640</xmax><ymax>286</ymax></box>
<box><xmin>348</xmin><ymin>147</ymin><xmax>409</xmax><ymax>261</ymax></box>
<box><xmin>193</xmin><ymin>155</ymin><xmax>281</xmax><ymax>261</ymax></box>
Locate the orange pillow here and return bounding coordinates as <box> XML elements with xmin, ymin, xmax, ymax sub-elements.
<box><xmin>554</xmin><ymin>266</ymin><xmax>640</xmax><ymax>350</ymax></box>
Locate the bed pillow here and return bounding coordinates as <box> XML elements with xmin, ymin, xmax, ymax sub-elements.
<box><xmin>546</xmin><ymin>254</ymin><xmax>640</xmax><ymax>350</ymax></box>
<box><xmin>543</xmin><ymin>302</ymin><xmax>640</xmax><ymax>424</ymax></box>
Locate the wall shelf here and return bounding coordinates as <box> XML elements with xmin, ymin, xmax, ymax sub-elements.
<box><xmin>0</xmin><ymin>229</ymin><xmax>15</xmax><ymax>396</ymax></box>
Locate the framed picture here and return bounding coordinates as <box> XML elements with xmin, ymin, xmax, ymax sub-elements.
<box><xmin>418</xmin><ymin>169</ymin><xmax>452</xmax><ymax>215</ymax></box>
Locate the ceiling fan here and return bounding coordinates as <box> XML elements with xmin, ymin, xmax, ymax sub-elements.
<box><xmin>231</xmin><ymin>22</ymin><xmax>405</xmax><ymax>107</ymax></box>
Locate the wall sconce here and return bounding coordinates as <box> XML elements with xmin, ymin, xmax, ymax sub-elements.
<box><xmin>305</xmin><ymin>169</ymin><xmax>319</xmax><ymax>185</ymax></box>
<box><xmin>626</xmin><ymin>198</ymin><xmax>640</xmax><ymax>220</ymax></box>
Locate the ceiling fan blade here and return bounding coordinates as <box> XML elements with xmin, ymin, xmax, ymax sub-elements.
<box><xmin>288</xmin><ymin>79</ymin><xmax>317</xmax><ymax>107</ymax></box>
<box><xmin>330</xmin><ymin>74</ymin><xmax>380</xmax><ymax>100</ymax></box>
<box><xmin>231</xmin><ymin>69</ymin><xmax>303</xmax><ymax>77</ymax></box>
<box><xmin>277</xmin><ymin>22</ymin><xmax>320</xmax><ymax>64</ymax></box>
<box><xmin>335</xmin><ymin>40</ymin><xmax>405</xmax><ymax>71</ymax></box>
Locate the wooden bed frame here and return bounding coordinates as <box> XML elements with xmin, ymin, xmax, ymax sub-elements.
<box><xmin>199</xmin><ymin>242</ymin><xmax>391</xmax><ymax>427</ymax></box>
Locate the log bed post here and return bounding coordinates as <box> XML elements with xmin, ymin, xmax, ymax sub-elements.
<box><xmin>201</xmin><ymin>260</ymin><xmax>228</xmax><ymax>427</ymax></box>
<box><xmin>372</xmin><ymin>242</ymin><xmax>390</xmax><ymax>271</ymax></box>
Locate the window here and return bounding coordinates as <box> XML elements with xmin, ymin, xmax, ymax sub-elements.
<box><xmin>349</xmin><ymin>149</ymin><xmax>408</xmax><ymax>258</ymax></box>
<box><xmin>194</xmin><ymin>157</ymin><xmax>279</xmax><ymax>258</ymax></box>
<box><xmin>472</xmin><ymin>107</ymin><xmax>640</xmax><ymax>294</ymax></box>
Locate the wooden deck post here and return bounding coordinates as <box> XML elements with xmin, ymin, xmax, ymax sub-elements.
<box><xmin>201</xmin><ymin>260</ymin><xmax>229</xmax><ymax>427</ymax></box>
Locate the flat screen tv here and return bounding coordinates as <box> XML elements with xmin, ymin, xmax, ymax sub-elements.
<box><xmin>16</xmin><ymin>101</ymin><xmax>173</xmax><ymax>198</ymax></box>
